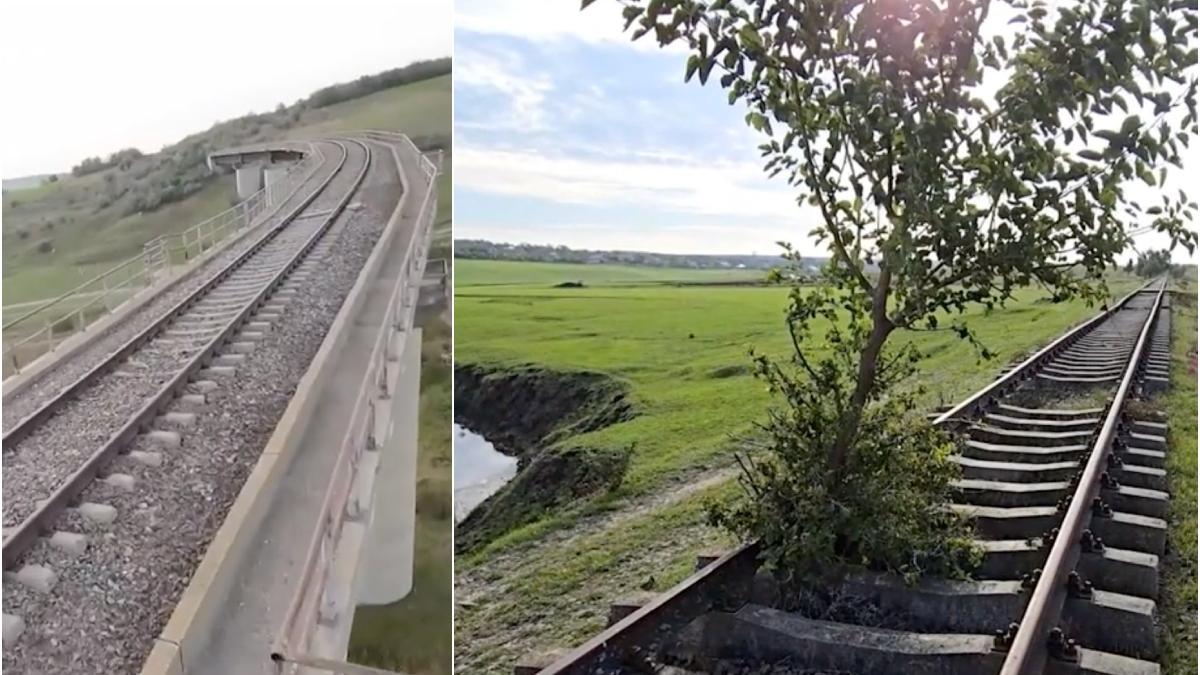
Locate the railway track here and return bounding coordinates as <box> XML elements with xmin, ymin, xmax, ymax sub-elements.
<box><xmin>529</xmin><ymin>280</ymin><xmax>1175</xmax><ymax>675</ymax></box>
<box><xmin>0</xmin><ymin>136</ymin><xmax>403</xmax><ymax>672</ymax></box>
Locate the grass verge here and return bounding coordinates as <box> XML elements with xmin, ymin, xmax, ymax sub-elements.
<box><xmin>1159</xmin><ymin>288</ymin><xmax>1197</xmax><ymax>675</ymax></box>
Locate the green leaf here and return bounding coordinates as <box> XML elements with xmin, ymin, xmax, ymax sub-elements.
<box><xmin>622</xmin><ymin>5</ymin><xmax>643</xmax><ymax>30</ymax></box>
<box><xmin>1121</xmin><ymin>115</ymin><xmax>1142</xmax><ymax>136</ymax></box>
<box><xmin>1079</xmin><ymin>149</ymin><xmax>1105</xmax><ymax>161</ymax></box>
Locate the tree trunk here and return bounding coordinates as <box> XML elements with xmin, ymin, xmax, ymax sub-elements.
<box><xmin>827</xmin><ymin>266</ymin><xmax>893</xmax><ymax>476</ymax></box>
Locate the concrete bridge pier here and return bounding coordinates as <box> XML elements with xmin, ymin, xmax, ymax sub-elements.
<box><xmin>263</xmin><ymin>165</ymin><xmax>290</xmax><ymax>206</ymax></box>
<box><xmin>208</xmin><ymin>145</ymin><xmax>306</xmax><ymax>202</ymax></box>
<box><xmin>234</xmin><ymin>164</ymin><xmax>264</xmax><ymax>200</ymax></box>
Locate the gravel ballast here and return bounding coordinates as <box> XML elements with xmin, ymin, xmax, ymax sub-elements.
<box><xmin>1</xmin><ymin>142</ymin><xmax>365</xmax><ymax>527</ymax></box>
<box><xmin>1</xmin><ymin>141</ymin><xmax>342</xmax><ymax>429</ymax></box>
<box><xmin>2</xmin><ymin>138</ymin><xmax>401</xmax><ymax>674</ymax></box>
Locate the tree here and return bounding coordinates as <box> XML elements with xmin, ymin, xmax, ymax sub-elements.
<box><xmin>1134</xmin><ymin>248</ymin><xmax>1173</xmax><ymax>277</ymax></box>
<box><xmin>592</xmin><ymin>0</ymin><xmax>1198</xmax><ymax>580</ymax></box>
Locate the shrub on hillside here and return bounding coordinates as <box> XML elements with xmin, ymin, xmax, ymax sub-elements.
<box><xmin>72</xmin><ymin>147</ymin><xmax>144</xmax><ymax>177</ymax></box>
<box><xmin>306</xmin><ymin>58</ymin><xmax>451</xmax><ymax>109</ymax></box>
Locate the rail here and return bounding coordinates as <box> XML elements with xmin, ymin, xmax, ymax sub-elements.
<box><xmin>270</xmin><ymin>134</ymin><xmax>438</xmax><ymax>672</ymax></box>
<box><xmin>535</xmin><ymin>278</ymin><xmax>1165</xmax><ymax>674</ymax></box>
<box><xmin>1</xmin><ymin>141</ymin><xmax>363</xmax><ymax>568</ymax></box>
<box><xmin>2</xmin><ymin>143</ymin><xmax>322</xmax><ymax>376</ymax></box>
<box><xmin>933</xmin><ymin>278</ymin><xmax>1157</xmax><ymax>426</ymax></box>
<box><xmin>999</xmin><ymin>279</ymin><xmax>1167</xmax><ymax>675</ymax></box>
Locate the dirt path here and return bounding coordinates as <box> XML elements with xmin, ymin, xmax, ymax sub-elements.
<box><xmin>455</xmin><ymin>463</ymin><xmax>740</xmax><ymax>673</ymax></box>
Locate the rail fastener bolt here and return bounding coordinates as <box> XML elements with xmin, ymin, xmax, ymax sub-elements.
<box><xmin>1021</xmin><ymin>568</ymin><xmax>1043</xmax><ymax>590</ymax></box>
<box><xmin>993</xmin><ymin>622</ymin><xmax>1020</xmax><ymax>652</ymax></box>
<box><xmin>1091</xmin><ymin>497</ymin><xmax>1114</xmax><ymax>518</ymax></box>
<box><xmin>1040</xmin><ymin>527</ymin><xmax>1060</xmax><ymax>549</ymax></box>
<box><xmin>1066</xmin><ymin>571</ymin><xmax>1094</xmax><ymax>599</ymax></box>
<box><xmin>1047</xmin><ymin>627</ymin><xmax>1080</xmax><ymax>662</ymax></box>
<box><xmin>1080</xmin><ymin>529</ymin><xmax>1106</xmax><ymax>553</ymax></box>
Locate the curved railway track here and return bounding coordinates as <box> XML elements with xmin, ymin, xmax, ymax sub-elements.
<box><xmin>0</xmin><ymin>136</ymin><xmax>402</xmax><ymax>671</ymax></box>
<box><xmin>532</xmin><ymin>280</ymin><xmax>1175</xmax><ymax>675</ymax></box>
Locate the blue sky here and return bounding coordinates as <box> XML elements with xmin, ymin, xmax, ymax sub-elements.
<box><xmin>454</xmin><ymin>0</ymin><xmax>813</xmax><ymax>256</ymax></box>
<box><xmin>454</xmin><ymin>0</ymin><xmax>1196</xmax><ymax>260</ymax></box>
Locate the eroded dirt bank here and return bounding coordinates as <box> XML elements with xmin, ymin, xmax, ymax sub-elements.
<box><xmin>453</xmin><ymin>363</ymin><xmax>638</xmax><ymax>552</ymax></box>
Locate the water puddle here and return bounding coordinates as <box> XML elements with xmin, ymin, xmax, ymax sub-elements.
<box><xmin>454</xmin><ymin>424</ymin><xmax>517</xmax><ymax>522</ymax></box>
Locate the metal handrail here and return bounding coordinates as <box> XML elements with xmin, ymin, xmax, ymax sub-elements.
<box><xmin>2</xmin><ymin>143</ymin><xmax>322</xmax><ymax>375</ymax></box>
<box><xmin>998</xmin><ymin>279</ymin><xmax>1166</xmax><ymax>675</ymax></box>
<box><xmin>271</xmin><ymin>134</ymin><xmax>438</xmax><ymax>673</ymax></box>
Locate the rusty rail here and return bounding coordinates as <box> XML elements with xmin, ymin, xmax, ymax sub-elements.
<box><xmin>933</xmin><ymin>278</ymin><xmax>1157</xmax><ymax>427</ymax></box>
<box><xmin>998</xmin><ymin>278</ymin><xmax>1166</xmax><ymax>675</ymax></box>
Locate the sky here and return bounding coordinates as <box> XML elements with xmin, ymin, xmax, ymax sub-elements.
<box><xmin>1</xmin><ymin>0</ymin><xmax>451</xmax><ymax>178</ymax></box>
<box><xmin>454</xmin><ymin>0</ymin><xmax>1197</xmax><ymax>260</ymax></box>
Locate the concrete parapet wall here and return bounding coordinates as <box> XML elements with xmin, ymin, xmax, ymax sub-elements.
<box><xmin>140</xmin><ymin>134</ymin><xmax>431</xmax><ymax>675</ymax></box>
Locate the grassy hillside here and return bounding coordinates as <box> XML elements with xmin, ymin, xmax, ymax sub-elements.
<box><xmin>287</xmin><ymin>74</ymin><xmax>450</xmax><ymax>141</ymax></box>
<box><xmin>2</xmin><ymin>72</ymin><xmax>450</xmax><ymax>306</ymax></box>
<box><xmin>453</xmin><ymin>268</ymin><xmax>1145</xmax><ymax>672</ymax></box>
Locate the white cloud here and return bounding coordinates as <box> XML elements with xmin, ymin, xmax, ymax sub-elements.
<box><xmin>456</xmin><ymin>145</ymin><xmax>807</xmax><ymax>224</ymax></box>
<box><xmin>459</xmin><ymin>219</ymin><xmax>803</xmax><ymax>256</ymax></box>
<box><xmin>456</xmin><ymin>0</ymin><xmax>683</xmax><ymax>52</ymax></box>
<box><xmin>455</xmin><ymin>44</ymin><xmax>553</xmax><ymax>131</ymax></box>
<box><xmin>2</xmin><ymin>0</ymin><xmax>450</xmax><ymax>176</ymax></box>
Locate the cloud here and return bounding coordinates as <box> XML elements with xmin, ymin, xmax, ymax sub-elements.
<box><xmin>458</xmin><ymin>217</ymin><xmax>806</xmax><ymax>256</ymax></box>
<box><xmin>456</xmin><ymin>144</ymin><xmax>806</xmax><ymax>224</ymax></box>
<box><xmin>454</xmin><ymin>44</ymin><xmax>553</xmax><ymax>131</ymax></box>
<box><xmin>455</xmin><ymin>0</ymin><xmax>658</xmax><ymax>50</ymax></box>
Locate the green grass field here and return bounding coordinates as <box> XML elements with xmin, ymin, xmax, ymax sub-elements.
<box><xmin>453</xmin><ymin>261</ymin><xmax>1148</xmax><ymax>672</ymax></box>
<box><xmin>457</xmin><ymin>259</ymin><xmax>764</xmax><ymax>287</ymax></box>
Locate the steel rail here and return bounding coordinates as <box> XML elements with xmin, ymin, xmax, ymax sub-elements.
<box><xmin>998</xmin><ymin>278</ymin><xmax>1167</xmax><ymax>675</ymax></box>
<box><xmin>1</xmin><ymin>144</ymin><xmax>338</xmax><ymax>450</ymax></box>
<box><xmin>1</xmin><ymin>142</ymin><xmax>320</xmax><ymax>367</ymax></box>
<box><xmin>933</xmin><ymin>278</ymin><xmax>1156</xmax><ymax>427</ymax></box>
<box><xmin>2</xmin><ymin>139</ymin><xmax>371</xmax><ymax>570</ymax></box>
<box><xmin>535</xmin><ymin>279</ymin><xmax>1164</xmax><ymax>675</ymax></box>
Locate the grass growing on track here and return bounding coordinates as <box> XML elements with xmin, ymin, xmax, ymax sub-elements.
<box><xmin>1159</xmin><ymin>286</ymin><xmax>1197</xmax><ymax>675</ymax></box>
<box><xmin>453</xmin><ymin>261</ymin><xmax>1144</xmax><ymax>672</ymax></box>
